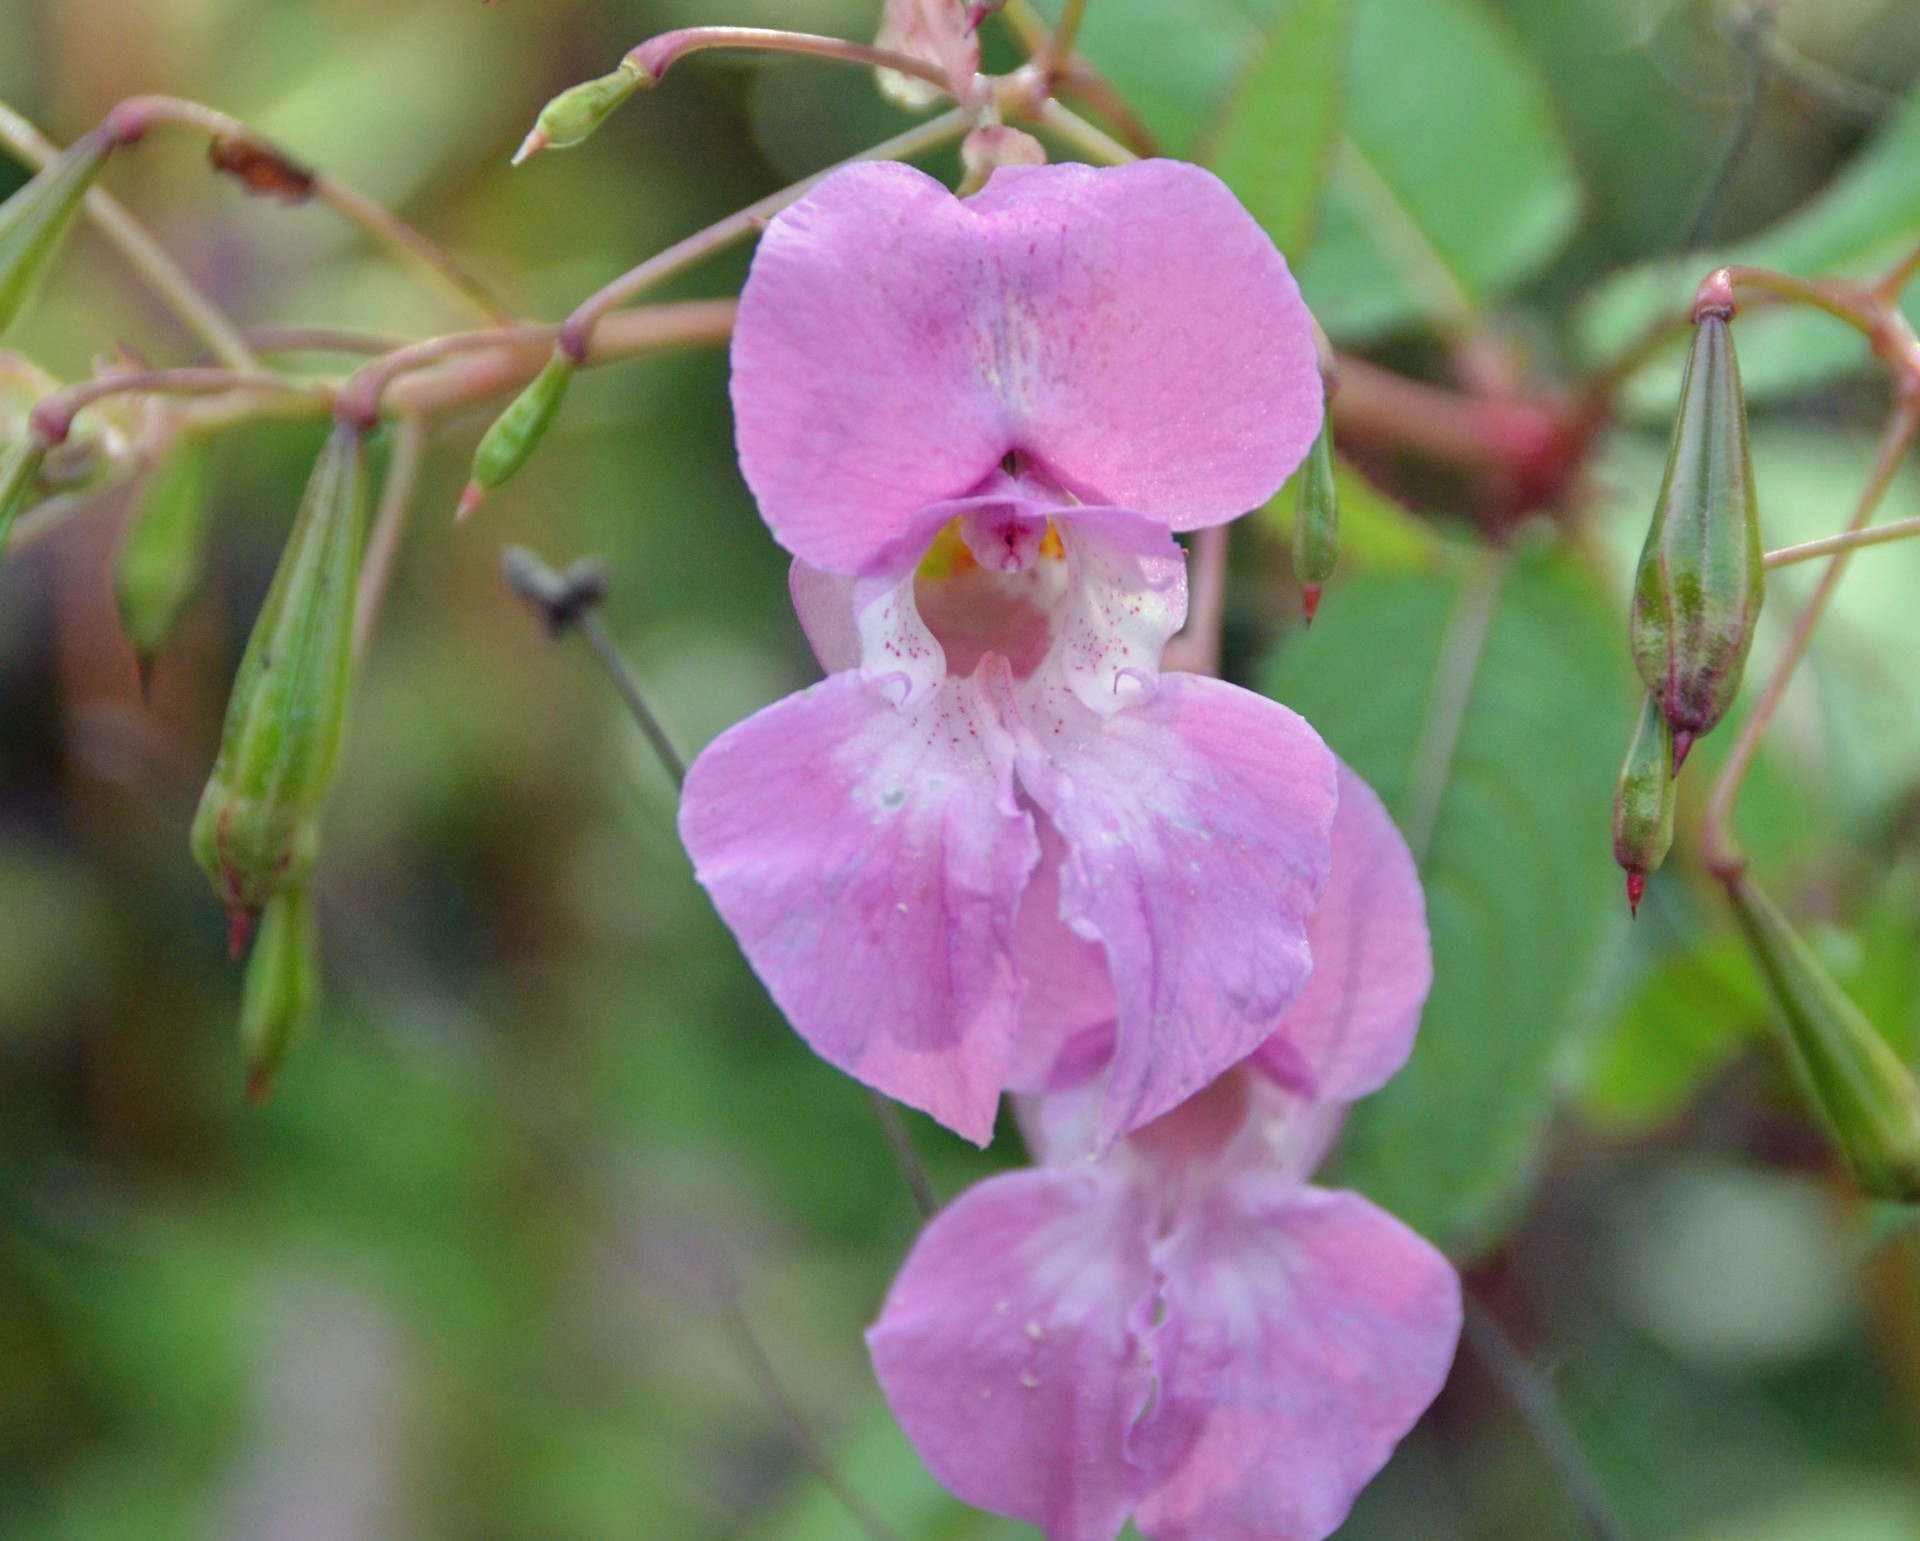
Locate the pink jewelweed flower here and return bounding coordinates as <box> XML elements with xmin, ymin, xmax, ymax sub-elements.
<box><xmin>679</xmin><ymin>159</ymin><xmax>1335</xmax><ymax>1146</ymax></box>
<box><xmin>868</xmin><ymin>767</ymin><xmax>1461</xmax><ymax>1541</ymax></box>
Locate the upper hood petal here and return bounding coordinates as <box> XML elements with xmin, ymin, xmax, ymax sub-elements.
<box><xmin>731</xmin><ymin>160</ymin><xmax>1323</xmax><ymax>574</ymax></box>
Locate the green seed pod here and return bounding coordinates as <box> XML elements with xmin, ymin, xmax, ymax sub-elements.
<box><xmin>190</xmin><ymin>425</ymin><xmax>368</xmax><ymax>937</ymax></box>
<box><xmin>1630</xmin><ymin>312</ymin><xmax>1763</xmax><ymax>770</ymax></box>
<box><xmin>240</xmin><ymin>883</ymin><xmax>319</xmax><ymax>1104</ymax></box>
<box><xmin>512</xmin><ymin>63</ymin><xmax>647</xmax><ymax>165</ymax></box>
<box><xmin>1728</xmin><ymin>875</ymin><xmax>1920</xmax><ymax>1202</ymax></box>
<box><xmin>0</xmin><ymin>128</ymin><xmax>115</xmax><ymax>337</ymax></box>
<box><xmin>457</xmin><ymin>354</ymin><xmax>574</xmax><ymax>519</ymax></box>
<box><xmin>1612</xmin><ymin>695</ymin><xmax>1676</xmax><ymax>915</ymax></box>
<box><xmin>115</xmin><ymin>434</ymin><xmax>213</xmax><ymax>664</ymax></box>
<box><xmin>1291</xmin><ymin>416</ymin><xmax>1339</xmax><ymax>622</ymax></box>
<box><xmin>0</xmin><ymin>431</ymin><xmax>49</xmax><ymax>555</ymax></box>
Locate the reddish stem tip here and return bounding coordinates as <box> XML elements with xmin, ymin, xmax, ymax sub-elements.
<box><xmin>1692</xmin><ymin>267</ymin><xmax>1737</xmax><ymax>324</ymax></box>
<box><xmin>456</xmin><ymin>482</ymin><xmax>486</xmax><ymax>523</ymax></box>
<box><xmin>245</xmin><ymin>1066</ymin><xmax>276</xmax><ymax>1106</ymax></box>
<box><xmin>1671</xmin><ymin>729</ymin><xmax>1695</xmax><ymax>773</ymax></box>
<box><xmin>1626</xmin><ymin>870</ymin><xmax>1646</xmax><ymax>916</ymax></box>
<box><xmin>1302</xmin><ymin>584</ymin><xmax>1322</xmax><ymax>624</ymax></box>
<box><xmin>227</xmin><ymin>908</ymin><xmax>256</xmax><ymax>960</ymax></box>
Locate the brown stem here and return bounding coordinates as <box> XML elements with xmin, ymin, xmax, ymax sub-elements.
<box><xmin>1333</xmin><ymin>355</ymin><xmax>1560</xmax><ymax>472</ymax></box>
<box><xmin>334</xmin><ymin>325</ymin><xmax>554</xmax><ymax>428</ymax></box>
<box><xmin>1765</xmin><ymin>513</ymin><xmax>1920</xmax><ymax>569</ymax></box>
<box><xmin>353</xmin><ymin>414</ymin><xmax>427</xmax><ymax>666</ymax></box>
<box><xmin>337</xmin><ymin>300</ymin><xmax>737</xmax><ymax>425</ymax></box>
<box><xmin>28</xmin><ymin>368</ymin><xmax>319</xmax><ymax>445</ymax></box>
<box><xmin>629</xmin><ymin>27</ymin><xmax>952</xmax><ymax>95</ymax></box>
<box><xmin>556</xmin><ymin>108</ymin><xmax>967</xmax><ymax>362</ymax></box>
<box><xmin>103</xmin><ymin>95</ymin><xmax>514</xmax><ymax>324</ymax></box>
<box><xmin>1701</xmin><ymin>401</ymin><xmax>1920</xmax><ymax>880</ymax></box>
<box><xmin>1037</xmin><ymin>0</ymin><xmax>1092</xmax><ymax>79</ymax></box>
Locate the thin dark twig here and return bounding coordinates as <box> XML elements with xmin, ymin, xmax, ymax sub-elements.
<box><xmin>720</xmin><ymin>1296</ymin><xmax>903</xmax><ymax>1541</ymax></box>
<box><xmin>864</xmin><ymin>1089</ymin><xmax>939</xmax><ymax>1219</ymax></box>
<box><xmin>1463</xmin><ymin>1295</ymin><xmax>1632</xmax><ymax>1541</ymax></box>
<box><xmin>500</xmin><ymin>546</ymin><xmax>686</xmax><ymax>789</ymax></box>
<box><xmin>501</xmin><ymin>547</ymin><xmax>943</xmax><ymax>1222</ymax></box>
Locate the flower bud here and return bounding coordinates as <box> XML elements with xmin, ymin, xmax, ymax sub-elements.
<box><xmin>512</xmin><ymin>64</ymin><xmax>648</xmax><ymax>165</ymax></box>
<box><xmin>959</xmin><ymin>125</ymin><xmax>1046</xmax><ymax>196</ymax></box>
<box><xmin>1728</xmin><ymin>875</ymin><xmax>1920</xmax><ymax>1201</ymax></box>
<box><xmin>457</xmin><ymin>354</ymin><xmax>574</xmax><ymax>519</ymax></box>
<box><xmin>1291</xmin><ymin>416</ymin><xmax>1339</xmax><ymax>622</ymax></box>
<box><xmin>0</xmin><ymin>127</ymin><xmax>115</xmax><ymax>337</ymax></box>
<box><xmin>1630</xmin><ymin>312</ymin><xmax>1763</xmax><ymax>770</ymax></box>
<box><xmin>1613</xmin><ymin>694</ymin><xmax>1676</xmax><ymax>915</ymax></box>
<box><xmin>240</xmin><ymin>883</ymin><xmax>319</xmax><ymax>1104</ymax></box>
<box><xmin>115</xmin><ymin>434</ymin><xmax>213</xmax><ymax>668</ymax></box>
<box><xmin>190</xmin><ymin>426</ymin><xmax>367</xmax><ymax>939</ymax></box>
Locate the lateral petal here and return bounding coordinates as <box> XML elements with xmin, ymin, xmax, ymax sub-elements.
<box><xmin>867</xmin><ymin>1166</ymin><xmax>1155</xmax><ymax>1541</ymax></box>
<box><xmin>1132</xmin><ymin>1181</ymin><xmax>1461</xmax><ymax>1541</ymax></box>
<box><xmin>1008</xmin><ymin>672</ymin><xmax>1337</xmax><ymax>1145</ymax></box>
<box><xmin>679</xmin><ymin>669</ymin><xmax>1037</xmax><ymax>1144</ymax></box>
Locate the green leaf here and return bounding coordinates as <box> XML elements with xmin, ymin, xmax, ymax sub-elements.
<box><xmin>1065</xmin><ymin>0</ymin><xmax>1261</xmax><ymax>156</ymax></box>
<box><xmin>1581</xmin><ymin>939</ymin><xmax>1766</xmax><ymax>1135</ymax></box>
<box><xmin>1296</xmin><ymin>0</ymin><xmax>1582</xmax><ymax>340</ymax></box>
<box><xmin>1581</xmin><ymin>89</ymin><xmax>1920</xmax><ymax>412</ymax></box>
<box><xmin>1261</xmin><ymin>548</ymin><xmax>1629</xmax><ymax>1254</ymax></box>
<box><xmin>1210</xmin><ymin>0</ymin><xmax>1354</xmax><ymax>262</ymax></box>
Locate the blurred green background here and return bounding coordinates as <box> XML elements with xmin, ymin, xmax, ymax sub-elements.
<box><xmin>5</xmin><ymin>0</ymin><xmax>1920</xmax><ymax>1536</ymax></box>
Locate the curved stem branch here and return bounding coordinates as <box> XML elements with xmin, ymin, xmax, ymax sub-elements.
<box><xmin>353</xmin><ymin>414</ymin><xmax>427</xmax><ymax>666</ymax></box>
<box><xmin>629</xmin><ymin>27</ymin><xmax>952</xmax><ymax>95</ymax></box>
<box><xmin>1765</xmin><ymin>512</ymin><xmax>1920</xmax><ymax>569</ymax></box>
<box><xmin>556</xmin><ymin>109</ymin><xmax>967</xmax><ymax>362</ymax></box>
<box><xmin>1702</xmin><ymin>402</ymin><xmax>1920</xmax><ymax>879</ymax></box>
<box><xmin>104</xmin><ymin>95</ymin><xmax>514</xmax><ymax>324</ymax></box>
<box><xmin>28</xmin><ymin>367</ymin><xmax>320</xmax><ymax>444</ymax></box>
<box><xmin>1031</xmin><ymin>97</ymin><xmax>1136</xmax><ymax>166</ymax></box>
<box><xmin>0</xmin><ymin>99</ymin><xmax>256</xmax><ymax>370</ymax></box>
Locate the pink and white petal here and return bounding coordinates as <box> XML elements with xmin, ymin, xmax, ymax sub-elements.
<box><xmin>731</xmin><ymin>161</ymin><xmax>1323</xmax><ymax>572</ymax></box>
<box><xmin>874</xmin><ymin>0</ymin><xmax>979</xmax><ymax>108</ymax></box>
<box><xmin>678</xmin><ymin>669</ymin><xmax>1037</xmax><ymax>1145</ymax></box>
<box><xmin>967</xmin><ymin>160</ymin><xmax>1323</xmax><ymax>528</ymax></box>
<box><xmin>1131</xmin><ymin>1181</ymin><xmax>1462</xmax><ymax>1541</ymax></box>
<box><xmin>867</xmin><ymin>1167</ymin><xmax>1156</xmax><ymax>1541</ymax></box>
<box><xmin>1049</xmin><ymin>507</ymin><xmax>1189</xmax><ymax>717</ymax></box>
<box><xmin>1252</xmin><ymin>764</ymin><xmax>1432</xmax><ymax>1103</ymax></box>
<box><xmin>1005</xmin><ymin>812</ymin><xmax>1118</xmax><ymax>1094</ymax></box>
<box><xmin>1008</xmin><ymin>673</ymin><xmax>1337</xmax><ymax>1145</ymax></box>
<box><xmin>731</xmin><ymin>163</ymin><xmax>1016</xmax><ymax>574</ymax></box>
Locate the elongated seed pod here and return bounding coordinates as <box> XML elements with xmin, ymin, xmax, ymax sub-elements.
<box><xmin>190</xmin><ymin>425</ymin><xmax>368</xmax><ymax>936</ymax></box>
<box><xmin>1728</xmin><ymin>876</ymin><xmax>1920</xmax><ymax>1201</ymax></box>
<box><xmin>240</xmin><ymin>883</ymin><xmax>320</xmax><ymax>1104</ymax></box>
<box><xmin>457</xmin><ymin>354</ymin><xmax>575</xmax><ymax>519</ymax></box>
<box><xmin>0</xmin><ymin>128</ymin><xmax>115</xmax><ymax>337</ymax></box>
<box><xmin>1613</xmin><ymin>694</ymin><xmax>1676</xmax><ymax>915</ymax></box>
<box><xmin>513</xmin><ymin>64</ymin><xmax>648</xmax><ymax>164</ymax></box>
<box><xmin>1291</xmin><ymin>417</ymin><xmax>1339</xmax><ymax>621</ymax></box>
<box><xmin>115</xmin><ymin>434</ymin><xmax>213</xmax><ymax>664</ymax></box>
<box><xmin>1630</xmin><ymin>312</ymin><xmax>1763</xmax><ymax>770</ymax></box>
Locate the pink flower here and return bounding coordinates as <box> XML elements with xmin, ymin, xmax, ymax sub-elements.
<box><xmin>679</xmin><ymin>160</ymin><xmax>1334</xmax><ymax>1146</ymax></box>
<box><xmin>867</xmin><ymin>769</ymin><xmax>1461</xmax><ymax>1541</ymax></box>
